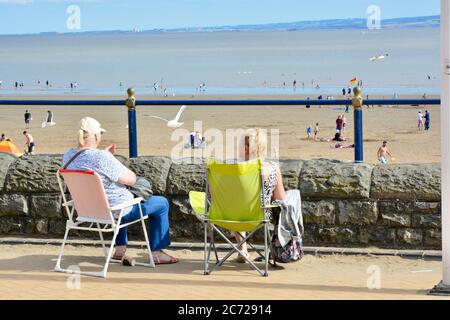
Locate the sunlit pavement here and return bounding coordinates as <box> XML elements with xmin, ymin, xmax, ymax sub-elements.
<box><xmin>0</xmin><ymin>243</ymin><xmax>448</xmax><ymax>300</ymax></box>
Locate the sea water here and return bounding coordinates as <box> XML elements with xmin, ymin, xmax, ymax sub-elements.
<box><xmin>0</xmin><ymin>28</ymin><xmax>440</xmax><ymax>96</ymax></box>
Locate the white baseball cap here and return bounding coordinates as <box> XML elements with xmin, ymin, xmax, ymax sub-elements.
<box><xmin>79</xmin><ymin>117</ymin><xmax>106</xmax><ymax>135</ymax></box>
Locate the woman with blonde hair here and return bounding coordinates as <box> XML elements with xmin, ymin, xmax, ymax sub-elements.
<box><xmin>234</xmin><ymin>128</ymin><xmax>286</xmax><ymax>263</ymax></box>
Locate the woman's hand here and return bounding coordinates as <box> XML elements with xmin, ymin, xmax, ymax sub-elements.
<box><xmin>105</xmin><ymin>144</ymin><xmax>116</xmax><ymax>154</ymax></box>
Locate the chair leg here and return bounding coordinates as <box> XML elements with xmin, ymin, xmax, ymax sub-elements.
<box><xmin>97</xmin><ymin>223</ymin><xmax>108</xmax><ymax>258</ymax></box>
<box><xmin>210</xmin><ymin>229</ymin><xmax>219</xmax><ymax>263</ymax></box>
<box><xmin>100</xmin><ymin>230</ymin><xmax>120</xmax><ymax>278</ymax></box>
<box><xmin>204</xmin><ymin>222</ymin><xmax>210</xmax><ymax>275</ymax></box>
<box><xmin>264</xmin><ymin>223</ymin><xmax>269</xmax><ymax>277</ymax></box>
<box><xmin>210</xmin><ymin>226</ymin><xmax>265</xmax><ymax>276</ymax></box>
<box><xmin>268</xmin><ymin>227</ymin><xmax>278</xmax><ymax>268</ymax></box>
<box><xmin>140</xmin><ymin>212</ymin><xmax>155</xmax><ymax>268</ymax></box>
<box><xmin>54</xmin><ymin>226</ymin><xmax>70</xmax><ymax>272</ymax></box>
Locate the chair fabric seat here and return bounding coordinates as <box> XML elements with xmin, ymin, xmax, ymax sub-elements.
<box><xmin>207</xmin><ymin>219</ymin><xmax>266</xmax><ymax>232</ymax></box>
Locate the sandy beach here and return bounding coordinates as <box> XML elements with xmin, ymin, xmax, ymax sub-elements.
<box><xmin>0</xmin><ymin>93</ymin><xmax>440</xmax><ymax>164</ymax></box>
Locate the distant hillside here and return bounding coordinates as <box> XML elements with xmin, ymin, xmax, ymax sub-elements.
<box><xmin>33</xmin><ymin>15</ymin><xmax>439</xmax><ymax>36</ymax></box>
<box><xmin>166</xmin><ymin>15</ymin><xmax>440</xmax><ymax>33</ymax></box>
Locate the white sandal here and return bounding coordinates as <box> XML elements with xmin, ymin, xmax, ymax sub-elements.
<box><xmin>235</xmin><ymin>252</ymin><xmax>250</xmax><ymax>264</ymax></box>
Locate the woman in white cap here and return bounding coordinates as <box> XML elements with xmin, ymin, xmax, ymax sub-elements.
<box><xmin>61</xmin><ymin>117</ymin><xmax>178</xmax><ymax>264</ymax></box>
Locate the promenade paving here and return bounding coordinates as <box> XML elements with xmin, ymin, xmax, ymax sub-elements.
<box><xmin>0</xmin><ymin>243</ymin><xmax>448</xmax><ymax>300</ymax></box>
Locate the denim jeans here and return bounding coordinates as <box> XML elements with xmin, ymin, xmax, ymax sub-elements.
<box><xmin>115</xmin><ymin>196</ymin><xmax>171</xmax><ymax>251</ymax></box>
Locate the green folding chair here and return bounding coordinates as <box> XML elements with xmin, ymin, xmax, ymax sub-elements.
<box><xmin>189</xmin><ymin>159</ymin><xmax>274</xmax><ymax>277</ymax></box>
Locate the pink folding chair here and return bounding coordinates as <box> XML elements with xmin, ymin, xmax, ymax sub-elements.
<box><xmin>55</xmin><ymin>169</ymin><xmax>155</xmax><ymax>278</ymax></box>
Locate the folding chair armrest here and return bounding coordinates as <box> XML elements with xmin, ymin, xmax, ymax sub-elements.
<box><xmin>189</xmin><ymin>191</ymin><xmax>208</xmax><ymax>216</ymax></box>
<box><xmin>262</xmin><ymin>203</ymin><xmax>282</xmax><ymax>209</ymax></box>
<box><xmin>62</xmin><ymin>200</ymin><xmax>74</xmax><ymax>207</ymax></box>
<box><xmin>110</xmin><ymin>197</ymin><xmax>143</xmax><ymax>211</ymax></box>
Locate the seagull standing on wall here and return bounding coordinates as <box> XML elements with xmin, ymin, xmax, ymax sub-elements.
<box><xmin>149</xmin><ymin>105</ymin><xmax>187</xmax><ymax>128</ymax></box>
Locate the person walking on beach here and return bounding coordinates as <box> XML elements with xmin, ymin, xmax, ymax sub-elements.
<box><xmin>425</xmin><ymin>110</ymin><xmax>431</xmax><ymax>131</ymax></box>
<box><xmin>42</xmin><ymin>110</ymin><xmax>56</xmax><ymax>128</ymax></box>
<box><xmin>418</xmin><ymin>110</ymin><xmax>424</xmax><ymax>131</ymax></box>
<box><xmin>46</xmin><ymin>110</ymin><xmax>54</xmax><ymax>123</ymax></box>
<box><xmin>377</xmin><ymin>141</ymin><xmax>393</xmax><ymax>164</ymax></box>
<box><xmin>61</xmin><ymin>117</ymin><xmax>178</xmax><ymax>265</ymax></box>
<box><xmin>189</xmin><ymin>132</ymin><xmax>196</xmax><ymax>149</ymax></box>
<box><xmin>306</xmin><ymin>125</ymin><xmax>312</xmax><ymax>140</ymax></box>
<box><xmin>24</xmin><ymin>110</ymin><xmax>32</xmax><ymax>129</ymax></box>
<box><xmin>314</xmin><ymin>123</ymin><xmax>319</xmax><ymax>140</ymax></box>
<box><xmin>341</xmin><ymin>115</ymin><xmax>347</xmax><ymax>134</ymax></box>
<box><xmin>23</xmin><ymin>131</ymin><xmax>35</xmax><ymax>155</ymax></box>
<box><xmin>336</xmin><ymin>115</ymin><xmax>344</xmax><ymax>134</ymax></box>
<box><xmin>306</xmin><ymin>97</ymin><xmax>311</xmax><ymax>109</ymax></box>
<box><xmin>342</xmin><ymin>88</ymin><xmax>346</xmax><ymax>96</ymax></box>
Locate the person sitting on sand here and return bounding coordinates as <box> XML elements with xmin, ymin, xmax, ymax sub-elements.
<box><xmin>332</xmin><ymin>132</ymin><xmax>346</xmax><ymax>142</ymax></box>
<box><xmin>0</xmin><ymin>134</ymin><xmax>11</xmax><ymax>142</ymax></box>
<box><xmin>320</xmin><ymin>132</ymin><xmax>349</xmax><ymax>143</ymax></box>
<box><xmin>377</xmin><ymin>141</ymin><xmax>393</xmax><ymax>164</ymax></box>
<box><xmin>61</xmin><ymin>117</ymin><xmax>178</xmax><ymax>265</ymax></box>
<box><xmin>231</xmin><ymin>128</ymin><xmax>287</xmax><ymax>263</ymax></box>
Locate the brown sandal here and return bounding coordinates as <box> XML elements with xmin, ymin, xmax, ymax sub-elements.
<box><xmin>152</xmin><ymin>251</ymin><xmax>179</xmax><ymax>265</ymax></box>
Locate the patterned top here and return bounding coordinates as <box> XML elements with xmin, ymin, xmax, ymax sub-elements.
<box><xmin>62</xmin><ymin>148</ymin><xmax>134</xmax><ymax>217</ymax></box>
<box><xmin>262</xmin><ymin>161</ymin><xmax>279</xmax><ymax>218</ymax></box>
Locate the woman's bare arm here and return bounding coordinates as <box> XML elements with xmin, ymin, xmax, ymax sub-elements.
<box><xmin>117</xmin><ymin>167</ymin><xmax>137</xmax><ymax>186</ymax></box>
<box><xmin>272</xmin><ymin>167</ymin><xmax>287</xmax><ymax>201</ymax></box>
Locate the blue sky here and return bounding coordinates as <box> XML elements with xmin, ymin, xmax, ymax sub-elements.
<box><xmin>0</xmin><ymin>0</ymin><xmax>441</xmax><ymax>35</ymax></box>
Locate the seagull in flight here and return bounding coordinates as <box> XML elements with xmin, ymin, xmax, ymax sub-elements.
<box><xmin>149</xmin><ymin>105</ymin><xmax>187</xmax><ymax>128</ymax></box>
<box><xmin>370</xmin><ymin>53</ymin><xmax>389</xmax><ymax>62</ymax></box>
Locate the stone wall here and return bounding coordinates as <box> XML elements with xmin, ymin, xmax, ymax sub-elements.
<box><xmin>0</xmin><ymin>153</ymin><xmax>442</xmax><ymax>249</ymax></box>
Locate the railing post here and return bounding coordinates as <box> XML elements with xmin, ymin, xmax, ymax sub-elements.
<box><xmin>352</xmin><ymin>87</ymin><xmax>364</xmax><ymax>163</ymax></box>
<box><xmin>126</xmin><ymin>88</ymin><xmax>138</xmax><ymax>158</ymax></box>
<box><xmin>429</xmin><ymin>0</ymin><xmax>450</xmax><ymax>296</ymax></box>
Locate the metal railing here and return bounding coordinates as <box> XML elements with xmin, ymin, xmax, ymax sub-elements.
<box><xmin>0</xmin><ymin>88</ymin><xmax>441</xmax><ymax>161</ymax></box>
